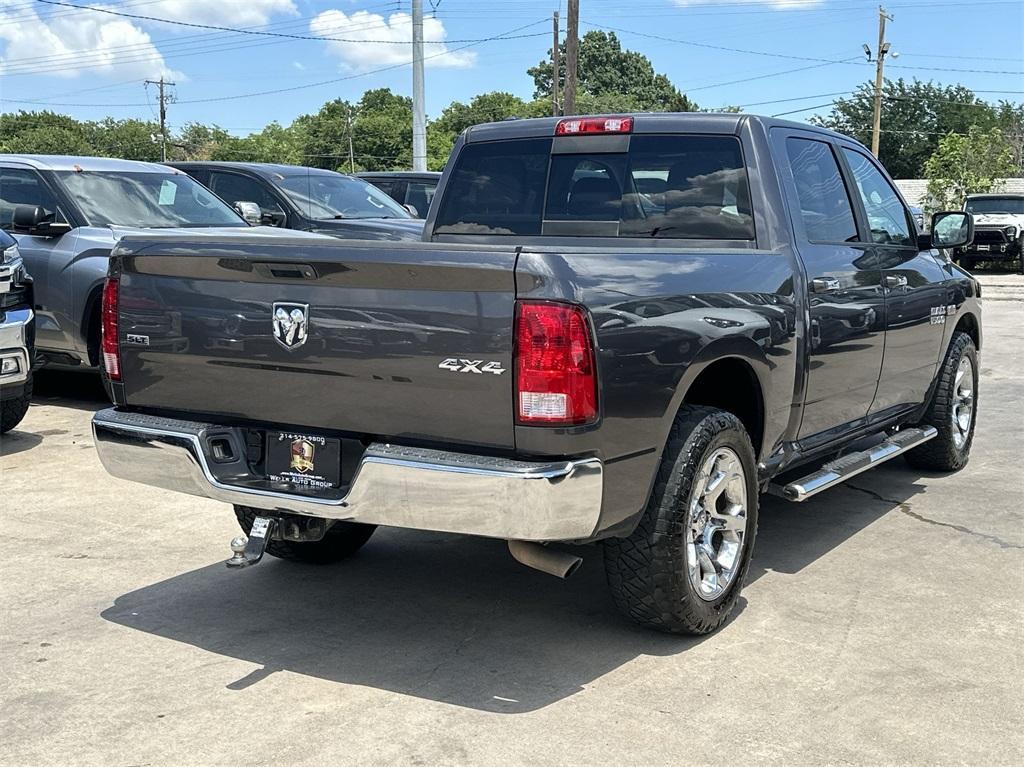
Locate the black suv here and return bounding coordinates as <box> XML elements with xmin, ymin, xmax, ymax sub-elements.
<box><xmin>169</xmin><ymin>162</ymin><xmax>425</xmax><ymax>241</ymax></box>
<box><xmin>356</xmin><ymin>171</ymin><xmax>442</xmax><ymax>218</ymax></box>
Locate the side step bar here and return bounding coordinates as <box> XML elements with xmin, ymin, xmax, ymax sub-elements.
<box><xmin>770</xmin><ymin>426</ymin><xmax>938</xmax><ymax>502</ymax></box>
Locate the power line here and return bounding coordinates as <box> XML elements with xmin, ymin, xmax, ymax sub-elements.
<box><xmin>31</xmin><ymin>0</ymin><xmax>537</xmax><ymax>45</ymax></box>
<box><xmin>0</xmin><ymin>19</ymin><xmax>550</xmax><ymax>107</ymax></box>
<box><xmin>584</xmin><ymin>20</ymin><xmax>1024</xmax><ymax>76</ymax></box>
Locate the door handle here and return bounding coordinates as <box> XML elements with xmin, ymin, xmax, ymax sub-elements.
<box><xmin>810</xmin><ymin>277</ymin><xmax>841</xmax><ymax>293</ymax></box>
<box><xmin>884</xmin><ymin>274</ymin><xmax>908</xmax><ymax>289</ymax></box>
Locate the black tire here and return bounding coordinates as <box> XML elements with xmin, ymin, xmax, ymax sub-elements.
<box><xmin>0</xmin><ymin>373</ymin><xmax>32</xmax><ymax>434</ymax></box>
<box><xmin>234</xmin><ymin>506</ymin><xmax>376</xmax><ymax>564</ymax></box>
<box><xmin>905</xmin><ymin>331</ymin><xmax>978</xmax><ymax>472</ymax></box>
<box><xmin>959</xmin><ymin>256</ymin><xmax>975</xmax><ymax>271</ymax></box>
<box><xmin>603</xmin><ymin>406</ymin><xmax>759</xmax><ymax>635</ymax></box>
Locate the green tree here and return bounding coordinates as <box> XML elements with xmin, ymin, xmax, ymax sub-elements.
<box><xmin>924</xmin><ymin>126</ymin><xmax>1016</xmax><ymax>211</ymax></box>
<box><xmin>528</xmin><ymin>31</ymin><xmax>697</xmax><ymax>112</ymax></box>
<box><xmin>994</xmin><ymin>101</ymin><xmax>1024</xmax><ymax>176</ymax></box>
<box><xmin>433</xmin><ymin>91</ymin><xmax>530</xmax><ymax>137</ymax></box>
<box><xmin>292</xmin><ymin>98</ymin><xmax>355</xmax><ymax>170</ymax></box>
<box><xmin>172</xmin><ymin>122</ymin><xmax>234</xmax><ymax>160</ymax></box>
<box><xmin>814</xmin><ymin>79</ymin><xmax>998</xmax><ymax>178</ymax></box>
<box><xmin>351</xmin><ymin>88</ymin><xmax>413</xmax><ymax>171</ymax></box>
<box><xmin>0</xmin><ymin>111</ymin><xmax>93</xmax><ymax>154</ymax></box>
<box><xmin>87</xmin><ymin>118</ymin><xmax>162</xmax><ymax>161</ymax></box>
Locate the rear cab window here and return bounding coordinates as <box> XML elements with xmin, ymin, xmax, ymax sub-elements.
<box><xmin>434</xmin><ymin>133</ymin><xmax>754</xmax><ymax>241</ymax></box>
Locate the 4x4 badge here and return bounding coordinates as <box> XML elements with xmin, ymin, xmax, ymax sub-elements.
<box><xmin>272</xmin><ymin>302</ymin><xmax>309</xmax><ymax>350</ymax></box>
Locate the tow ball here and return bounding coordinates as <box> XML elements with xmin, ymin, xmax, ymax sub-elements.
<box><xmin>226</xmin><ymin>514</ymin><xmax>331</xmax><ymax>569</ymax></box>
<box><xmin>226</xmin><ymin>516</ymin><xmax>276</xmax><ymax>569</ymax></box>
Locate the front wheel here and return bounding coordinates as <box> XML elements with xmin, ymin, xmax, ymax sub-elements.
<box><xmin>603</xmin><ymin>406</ymin><xmax>759</xmax><ymax>635</ymax></box>
<box><xmin>905</xmin><ymin>330</ymin><xmax>978</xmax><ymax>471</ymax></box>
<box><xmin>0</xmin><ymin>373</ymin><xmax>32</xmax><ymax>434</ymax></box>
<box><xmin>234</xmin><ymin>506</ymin><xmax>376</xmax><ymax>564</ymax></box>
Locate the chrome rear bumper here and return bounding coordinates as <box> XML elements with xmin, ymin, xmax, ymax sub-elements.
<box><xmin>91</xmin><ymin>408</ymin><xmax>604</xmax><ymax>541</ymax></box>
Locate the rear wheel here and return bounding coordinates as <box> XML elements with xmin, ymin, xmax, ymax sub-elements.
<box><xmin>234</xmin><ymin>506</ymin><xmax>376</xmax><ymax>564</ymax></box>
<box><xmin>603</xmin><ymin>406</ymin><xmax>758</xmax><ymax>635</ymax></box>
<box><xmin>0</xmin><ymin>373</ymin><xmax>32</xmax><ymax>434</ymax></box>
<box><xmin>905</xmin><ymin>330</ymin><xmax>978</xmax><ymax>472</ymax></box>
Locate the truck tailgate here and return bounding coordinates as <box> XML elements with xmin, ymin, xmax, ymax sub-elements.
<box><xmin>115</xmin><ymin>236</ymin><xmax>517</xmax><ymax>449</ymax></box>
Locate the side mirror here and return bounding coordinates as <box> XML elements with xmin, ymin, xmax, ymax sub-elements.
<box><xmin>925</xmin><ymin>211</ymin><xmax>974</xmax><ymax>250</ymax></box>
<box><xmin>261</xmin><ymin>210</ymin><xmax>287</xmax><ymax>228</ymax></box>
<box><xmin>11</xmin><ymin>205</ymin><xmax>71</xmax><ymax>237</ymax></box>
<box><xmin>233</xmin><ymin>201</ymin><xmax>262</xmax><ymax>226</ymax></box>
<box><xmin>403</xmin><ymin>203</ymin><xmax>420</xmax><ymax>218</ymax></box>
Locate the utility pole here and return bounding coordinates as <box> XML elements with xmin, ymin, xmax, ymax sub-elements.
<box><xmin>346</xmin><ymin>106</ymin><xmax>356</xmax><ymax>174</ymax></box>
<box><xmin>145</xmin><ymin>76</ymin><xmax>175</xmax><ymax>162</ymax></box>
<box><xmin>869</xmin><ymin>6</ymin><xmax>894</xmax><ymax>158</ymax></box>
<box><xmin>411</xmin><ymin>0</ymin><xmax>427</xmax><ymax>171</ymax></box>
<box><xmin>564</xmin><ymin>0</ymin><xmax>579</xmax><ymax>116</ymax></box>
<box><xmin>551</xmin><ymin>11</ymin><xmax>560</xmax><ymax>116</ymax></box>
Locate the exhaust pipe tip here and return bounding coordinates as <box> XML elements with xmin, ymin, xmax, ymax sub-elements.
<box><xmin>508</xmin><ymin>539</ymin><xmax>583</xmax><ymax>579</ymax></box>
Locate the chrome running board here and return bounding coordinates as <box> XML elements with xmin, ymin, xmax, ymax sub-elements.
<box><xmin>769</xmin><ymin>426</ymin><xmax>938</xmax><ymax>502</ymax></box>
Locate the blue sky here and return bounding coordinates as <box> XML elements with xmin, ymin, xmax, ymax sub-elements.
<box><xmin>0</xmin><ymin>0</ymin><xmax>1021</xmax><ymax>136</ymax></box>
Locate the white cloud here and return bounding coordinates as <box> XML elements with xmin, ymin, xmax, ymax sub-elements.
<box><xmin>143</xmin><ymin>0</ymin><xmax>297</xmax><ymax>29</ymax></box>
<box><xmin>309</xmin><ymin>10</ymin><xmax>476</xmax><ymax>70</ymax></box>
<box><xmin>0</xmin><ymin>6</ymin><xmax>181</xmax><ymax>80</ymax></box>
<box><xmin>673</xmin><ymin>0</ymin><xmax>824</xmax><ymax>8</ymax></box>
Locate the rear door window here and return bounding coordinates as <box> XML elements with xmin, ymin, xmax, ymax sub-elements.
<box><xmin>785</xmin><ymin>138</ymin><xmax>858</xmax><ymax>244</ymax></box>
<box><xmin>433</xmin><ymin>134</ymin><xmax>754</xmax><ymax>240</ymax></box>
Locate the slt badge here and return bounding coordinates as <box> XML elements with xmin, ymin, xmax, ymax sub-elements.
<box><xmin>273</xmin><ymin>302</ymin><xmax>309</xmax><ymax>350</ymax></box>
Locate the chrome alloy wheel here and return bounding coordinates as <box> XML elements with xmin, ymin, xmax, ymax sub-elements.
<box><xmin>685</xmin><ymin>447</ymin><xmax>748</xmax><ymax>602</ymax></box>
<box><xmin>951</xmin><ymin>356</ymin><xmax>975</xmax><ymax>449</ymax></box>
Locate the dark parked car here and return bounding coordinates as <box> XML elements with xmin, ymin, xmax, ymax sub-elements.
<box><xmin>0</xmin><ymin>228</ymin><xmax>33</xmax><ymax>432</ymax></box>
<box><xmin>356</xmin><ymin>171</ymin><xmax>441</xmax><ymax>218</ymax></box>
<box><xmin>93</xmin><ymin>113</ymin><xmax>978</xmax><ymax>635</ymax></box>
<box><xmin>170</xmin><ymin>162</ymin><xmax>424</xmax><ymax>240</ymax></box>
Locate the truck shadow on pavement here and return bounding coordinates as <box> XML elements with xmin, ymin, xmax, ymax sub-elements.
<box><xmin>100</xmin><ymin>471</ymin><xmax>925</xmax><ymax>713</ymax></box>
<box><xmin>32</xmin><ymin>369</ymin><xmax>109</xmax><ymax>412</ymax></box>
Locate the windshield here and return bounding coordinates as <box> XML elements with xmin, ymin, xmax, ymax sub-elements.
<box><xmin>433</xmin><ymin>134</ymin><xmax>754</xmax><ymax>239</ymax></box>
<box><xmin>965</xmin><ymin>197</ymin><xmax>1024</xmax><ymax>215</ymax></box>
<box><xmin>276</xmin><ymin>173</ymin><xmax>411</xmax><ymax>220</ymax></box>
<box><xmin>56</xmin><ymin>171</ymin><xmax>246</xmax><ymax>228</ymax></box>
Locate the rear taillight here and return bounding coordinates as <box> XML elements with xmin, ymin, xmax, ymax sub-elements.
<box><xmin>101</xmin><ymin>277</ymin><xmax>120</xmax><ymax>381</ymax></box>
<box><xmin>515</xmin><ymin>301</ymin><xmax>598</xmax><ymax>425</ymax></box>
<box><xmin>555</xmin><ymin>116</ymin><xmax>633</xmax><ymax>136</ymax></box>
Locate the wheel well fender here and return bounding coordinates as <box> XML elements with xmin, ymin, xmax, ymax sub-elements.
<box><xmin>82</xmin><ymin>280</ymin><xmax>105</xmax><ymax>366</ymax></box>
<box><xmin>953</xmin><ymin>311</ymin><xmax>980</xmax><ymax>351</ymax></box>
<box><xmin>668</xmin><ymin>337</ymin><xmax>769</xmax><ymax>458</ymax></box>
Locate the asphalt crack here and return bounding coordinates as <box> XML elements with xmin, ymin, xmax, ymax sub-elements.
<box><xmin>845</xmin><ymin>483</ymin><xmax>1023</xmax><ymax>550</ymax></box>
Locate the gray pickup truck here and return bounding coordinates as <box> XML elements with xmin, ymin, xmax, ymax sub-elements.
<box><xmin>91</xmin><ymin>114</ymin><xmax>979</xmax><ymax>634</ymax></box>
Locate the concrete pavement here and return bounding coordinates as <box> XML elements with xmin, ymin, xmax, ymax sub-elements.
<box><xmin>1</xmin><ymin>276</ymin><xmax>1021</xmax><ymax>766</ymax></box>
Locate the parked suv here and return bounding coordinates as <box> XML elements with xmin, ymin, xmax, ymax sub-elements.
<box><xmin>0</xmin><ymin>228</ymin><xmax>33</xmax><ymax>432</ymax></box>
<box><xmin>0</xmin><ymin>154</ymin><xmax>311</xmax><ymax>371</ymax></box>
<box><xmin>953</xmin><ymin>193</ymin><xmax>1024</xmax><ymax>272</ymax></box>
<box><xmin>356</xmin><ymin>171</ymin><xmax>441</xmax><ymax>218</ymax></box>
<box><xmin>169</xmin><ymin>162</ymin><xmax>424</xmax><ymax>240</ymax></box>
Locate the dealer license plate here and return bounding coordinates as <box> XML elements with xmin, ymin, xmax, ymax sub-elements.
<box><xmin>265</xmin><ymin>431</ymin><xmax>341</xmax><ymax>489</ymax></box>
